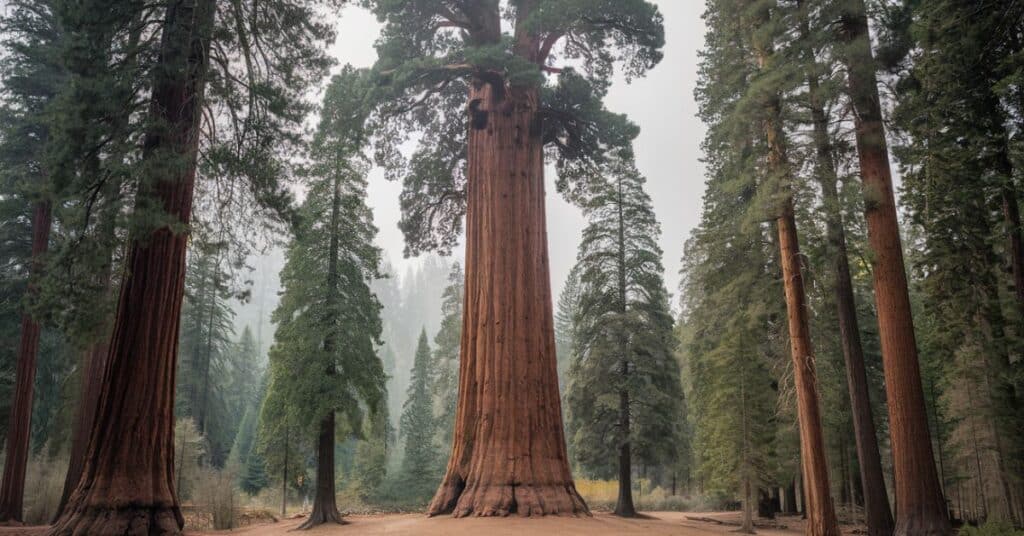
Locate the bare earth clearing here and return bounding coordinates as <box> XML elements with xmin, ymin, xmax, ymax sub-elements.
<box><xmin>0</xmin><ymin>511</ymin><xmax>867</xmax><ymax>536</ymax></box>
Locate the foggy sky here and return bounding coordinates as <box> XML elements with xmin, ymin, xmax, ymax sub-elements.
<box><xmin>329</xmin><ymin>1</ymin><xmax>708</xmax><ymax>306</ymax></box>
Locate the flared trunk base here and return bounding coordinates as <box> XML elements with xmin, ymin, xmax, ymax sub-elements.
<box><xmin>49</xmin><ymin>504</ymin><xmax>183</xmax><ymax>536</ymax></box>
<box><xmin>297</xmin><ymin>504</ymin><xmax>345</xmax><ymax>530</ymax></box>
<box><xmin>429</xmin><ymin>481</ymin><xmax>588</xmax><ymax>518</ymax></box>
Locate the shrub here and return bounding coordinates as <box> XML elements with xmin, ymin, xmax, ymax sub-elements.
<box><xmin>960</xmin><ymin>522</ymin><xmax>1024</xmax><ymax>536</ymax></box>
<box><xmin>22</xmin><ymin>449</ymin><xmax>68</xmax><ymax>524</ymax></box>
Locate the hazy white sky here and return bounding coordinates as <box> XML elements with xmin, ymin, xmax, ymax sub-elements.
<box><xmin>329</xmin><ymin>1</ymin><xmax>707</xmax><ymax>304</ymax></box>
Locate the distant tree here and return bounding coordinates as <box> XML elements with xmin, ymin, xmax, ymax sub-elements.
<box><xmin>230</xmin><ymin>361</ymin><xmax>269</xmax><ymax>496</ymax></box>
<box><xmin>176</xmin><ymin>237</ymin><xmax>236</xmax><ymax>466</ymax></box>
<box><xmin>0</xmin><ymin>0</ymin><xmax>62</xmax><ymax>520</ymax></box>
<box><xmin>432</xmin><ymin>263</ymin><xmax>463</xmax><ymax>452</ymax></box>
<box><xmin>400</xmin><ymin>330</ymin><xmax>441</xmax><ymax>501</ymax></box>
<box><xmin>352</xmin><ymin>406</ymin><xmax>391</xmax><ymax>501</ymax></box>
<box><xmin>565</xmin><ymin>152</ymin><xmax>682</xmax><ymax>517</ymax></box>
<box><xmin>555</xmin><ymin>265</ymin><xmax>583</xmax><ymax>393</ymax></box>
<box><xmin>256</xmin><ymin>377</ymin><xmax>307</xmax><ymax>518</ymax></box>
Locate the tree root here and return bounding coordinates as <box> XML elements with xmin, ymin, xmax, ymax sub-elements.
<box><xmin>49</xmin><ymin>504</ymin><xmax>184</xmax><ymax>536</ymax></box>
<box><xmin>429</xmin><ymin>482</ymin><xmax>589</xmax><ymax>518</ymax></box>
<box><xmin>295</xmin><ymin>504</ymin><xmax>344</xmax><ymax>530</ymax></box>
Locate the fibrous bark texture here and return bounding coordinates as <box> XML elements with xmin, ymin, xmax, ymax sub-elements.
<box><xmin>777</xmin><ymin>204</ymin><xmax>841</xmax><ymax>536</ymax></box>
<box><xmin>49</xmin><ymin>1</ymin><xmax>214</xmax><ymax>534</ymax></box>
<box><xmin>298</xmin><ymin>413</ymin><xmax>344</xmax><ymax>529</ymax></box>
<box><xmin>427</xmin><ymin>83</ymin><xmax>587</xmax><ymax>518</ymax></box>
<box><xmin>839</xmin><ymin>4</ymin><xmax>951</xmax><ymax>535</ymax></box>
<box><xmin>806</xmin><ymin>66</ymin><xmax>894</xmax><ymax>536</ymax></box>
<box><xmin>0</xmin><ymin>200</ymin><xmax>52</xmax><ymax>523</ymax></box>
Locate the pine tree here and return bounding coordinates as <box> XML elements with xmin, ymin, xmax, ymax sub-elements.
<box><xmin>400</xmin><ymin>329</ymin><xmax>441</xmax><ymax>501</ymax></box>
<box><xmin>565</xmin><ymin>151</ymin><xmax>683</xmax><ymax>517</ymax></box>
<box><xmin>432</xmin><ymin>263</ymin><xmax>463</xmax><ymax>453</ymax></box>
<box><xmin>228</xmin><ymin>331</ymin><xmax>268</xmax><ymax>496</ymax></box>
<box><xmin>256</xmin><ymin>375</ymin><xmax>307</xmax><ymax>518</ymax></box>
<box><xmin>555</xmin><ymin>265</ymin><xmax>583</xmax><ymax>393</ymax></box>
<box><xmin>365</xmin><ymin>0</ymin><xmax>665</xmax><ymax>516</ymax></box>
<box><xmin>262</xmin><ymin>66</ymin><xmax>385</xmax><ymax>529</ymax></box>
<box><xmin>176</xmin><ymin>237</ymin><xmax>237</xmax><ymax>467</ymax></box>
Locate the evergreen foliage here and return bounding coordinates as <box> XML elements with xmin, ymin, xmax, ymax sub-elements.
<box><xmin>565</xmin><ymin>150</ymin><xmax>683</xmax><ymax>483</ymax></box>
<box><xmin>399</xmin><ymin>329</ymin><xmax>441</xmax><ymax>501</ymax></box>
<box><xmin>362</xmin><ymin>0</ymin><xmax>664</xmax><ymax>254</ymax></box>
<box><xmin>431</xmin><ymin>263</ymin><xmax>463</xmax><ymax>453</ymax></box>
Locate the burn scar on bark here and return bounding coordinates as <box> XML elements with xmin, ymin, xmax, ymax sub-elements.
<box><xmin>469</xmin><ymin>99</ymin><xmax>488</xmax><ymax>130</ymax></box>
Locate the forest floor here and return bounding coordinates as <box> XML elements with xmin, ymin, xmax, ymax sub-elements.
<box><xmin>0</xmin><ymin>511</ymin><xmax>867</xmax><ymax>535</ymax></box>
<box><xmin>189</xmin><ymin>511</ymin><xmax>864</xmax><ymax>535</ymax></box>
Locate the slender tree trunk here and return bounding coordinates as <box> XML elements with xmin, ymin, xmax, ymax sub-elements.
<box><xmin>613</xmin><ymin>177</ymin><xmax>636</xmax><ymax>518</ymax></box>
<box><xmin>298</xmin><ymin>413</ymin><xmax>342</xmax><ymax>528</ymax></box>
<box><xmin>50</xmin><ymin>0</ymin><xmax>214</xmax><ymax>533</ymax></box>
<box><xmin>428</xmin><ymin>82</ymin><xmax>587</xmax><ymax>518</ymax></box>
<box><xmin>0</xmin><ymin>200</ymin><xmax>52</xmax><ymax>523</ymax></box>
<box><xmin>615</xmin><ymin>386</ymin><xmax>636</xmax><ymax>517</ymax></box>
<box><xmin>754</xmin><ymin>27</ymin><xmax>840</xmax><ymax>532</ymax></box>
<box><xmin>282</xmin><ymin>422</ymin><xmax>289</xmax><ymax>519</ymax></box>
<box><xmin>805</xmin><ymin>59</ymin><xmax>895</xmax><ymax>536</ymax></box>
<box><xmin>298</xmin><ymin>174</ymin><xmax>344</xmax><ymax>529</ymax></box>
<box><xmin>776</xmin><ymin>204</ymin><xmax>842</xmax><ymax>536</ymax></box>
<box><xmin>741</xmin><ymin>477</ymin><xmax>755</xmax><ymax>534</ymax></box>
<box><xmin>838</xmin><ymin>4</ymin><xmax>951</xmax><ymax>534</ymax></box>
<box><xmin>785</xmin><ymin>482</ymin><xmax>797</xmax><ymax>515</ymax></box>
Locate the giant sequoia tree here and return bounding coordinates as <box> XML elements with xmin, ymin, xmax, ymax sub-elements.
<box><xmin>565</xmin><ymin>152</ymin><xmax>683</xmax><ymax>517</ymax></box>
<box><xmin>48</xmin><ymin>0</ymin><xmax>338</xmax><ymax>531</ymax></box>
<box><xmin>364</xmin><ymin>0</ymin><xmax>664</xmax><ymax>517</ymax></box>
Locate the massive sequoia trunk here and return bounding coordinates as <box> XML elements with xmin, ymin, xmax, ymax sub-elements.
<box><xmin>839</xmin><ymin>4</ymin><xmax>951</xmax><ymax>535</ymax></box>
<box><xmin>806</xmin><ymin>69</ymin><xmax>894</xmax><ymax>536</ymax></box>
<box><xmin>50</xmin><ymin>0</ymin><xmax>214</xmax><ymax>533</ymax></box>
<box><xmin>427</xmin><ymin>82</ymin><xmax>587</xmax><ymax>518</ymax></box>
<box><xmin>0</xmin><ymin>200</ymin><xmax>52</xmax><ymax>523</ymax></box>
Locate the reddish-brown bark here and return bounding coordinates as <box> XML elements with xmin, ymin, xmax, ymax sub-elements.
<box><xmin>49</xmin><ymin>1</ymin><xmax>214</xmax><ymax>533</ymax></box>
<box><xmin>839</xmin><ymin>3</ymin><xmax>951</xmax><ymax>535</ymax></box>
<box><xmin>427</xmin><ymin>82</ymin><xmax>587</xmax><ymax>518</ymax></box>
<box><xmin>805</xmin><ymin>64</ymin><xmax>894</xmax><ymax>536</ymax></box>
<box><xmin>0</xmin><ymin>200</ymin><xmax>52</xmax><ymax>523</ymax></box>
<box><xmin>776</xmin><ymin>204</ymin><xmax>841</xmax><ymax>536</ymax></box>
<box><xmin>753</xmin><ymin>23</ymin><xmax>840</xmax><ymax>533</ymax></box>
<box><xmin>298</xmin><ymin>413</ymin><xmax>343</xmax><ymax>529</ymax></box>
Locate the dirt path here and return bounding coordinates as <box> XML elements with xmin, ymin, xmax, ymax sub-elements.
<box><xmin>191</xmin><ymin>511</ymin><xmax>860</xmax><ymax>535</ymax></box>
<box><xmin>0</xmin><ymin>511</ymin><xmax>865</xmax><ymax>535</ymax></box>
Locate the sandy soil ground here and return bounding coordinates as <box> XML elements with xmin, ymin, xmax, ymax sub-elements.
<box><xmin>0</xmin><ymin>511</ymin><xmax>867</xmax><ymax>535</ymax></box>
